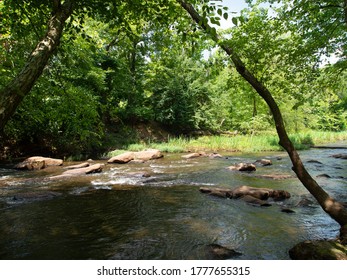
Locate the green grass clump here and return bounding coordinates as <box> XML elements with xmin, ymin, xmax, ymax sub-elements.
<box><xmin>104</xmin><ymin>130</ymin><xmax>347</xmax><ymax>157</ymax></box>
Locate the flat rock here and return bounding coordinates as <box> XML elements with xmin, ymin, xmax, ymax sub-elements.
<box><xmin>50</xmin><ymin>163</ymin><xmax>103</xmax><ymax>179</ymax></box>
<box><xmin>182</xmin><ymin>153</ymin><xmax>201</xmax><ymax>159</ymax></box>
<box><xmin>15</xmin><ymin>156</ymin><xmax>63</xmax><ymax>170</ymax></box>
<box><xmin>134</xmin><ymin>149</ymin><xmax>163</xmax><ymax>161</ymax></box>
<box><xmin>64</xmin><ymin>162</ymin><xmax>90</xmax><ymax>169</ymax></box>
<box><xmin>107</xmin><ymin>152</ymin><xmax>135</xmax><ymax>164</ymax></box>
<box><xmin>209</xmin><ymin>153</ymin><xmax>223</xmax><ymax>158</ymax></box>
<box><xmin>108</xmin><ymin>149</ymin><xmax>163</xmax><ymax>164</ymax></box>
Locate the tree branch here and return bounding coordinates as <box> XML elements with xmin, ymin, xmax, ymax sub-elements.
<box><xmin>0</xmin><ymin>0</ymin><xmax>73</xmax><ymax>131</ymax></box>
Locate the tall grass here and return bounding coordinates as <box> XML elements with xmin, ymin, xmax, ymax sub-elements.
<box><xmin>105</xmin><ymin>130</ymin><xmax>347</xmax><ymax>157</ymax></box>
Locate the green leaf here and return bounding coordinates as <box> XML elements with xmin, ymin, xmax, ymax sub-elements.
<box><xmin>223</xmin><ymin>12</ymin><xmax>228</xmax><ymax>20</ymax></box>
<box><xmin>232</xmin><ymin>17</ymin><xmax>238</xmax><ymax>26</ymax></box>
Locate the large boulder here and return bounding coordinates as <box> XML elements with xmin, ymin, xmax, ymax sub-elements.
<box><xmin>15</xmin><ymin>156</ymin><xmax>63</xmax><ymax>170</ymax></box>
<box><xmin>108</xmin><ymin>149</ymin><xmax>163</xmax><ymax>164</ymax></box>
<box><xmin>289</xmin><ymin>240</ymin><xmax>347</xmax><ymax>260</ymax></box>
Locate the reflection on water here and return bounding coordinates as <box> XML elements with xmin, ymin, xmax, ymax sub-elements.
<box><xmin>0</xmin><ymin>147</ymin><xmax>346</xmax><ymax>259</ymax></box>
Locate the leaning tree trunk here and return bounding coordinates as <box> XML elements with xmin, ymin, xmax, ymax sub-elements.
<box><xmin>178</xmin><ymin>0</ymin><xmax>347</xmax><ymax>243</ymax></box>
<box><xmin>0</xmin><ymin>1</ymin><xmax>73</xmax><ymax>131</ymax></box>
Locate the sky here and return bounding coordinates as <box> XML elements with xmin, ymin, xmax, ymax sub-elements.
<box><xmin>220</xmin><ymin>0</ymin><xmax>248</xmax><ymax>28</ymax></box>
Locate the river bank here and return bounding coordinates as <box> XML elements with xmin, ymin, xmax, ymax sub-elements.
<box><xmin>103</xmin><ymin>130</ymin><xmax>347</xmax><ymax>159</ymax></box>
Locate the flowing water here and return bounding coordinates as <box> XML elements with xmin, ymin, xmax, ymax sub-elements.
<box><xmin>0</xmin><ymin>146</ymin><xmax>346</xmax><ymax>260</ymax></box>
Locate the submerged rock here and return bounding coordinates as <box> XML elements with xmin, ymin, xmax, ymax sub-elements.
<box><xmin>331</xmin><ymin>153</ymin><xmax>347</xmax><ymax>159</ymax></box>
<box><xmin>307</xmin><ymin>159</ymin><xmax>323</xmax><ymax>164</ymax></box>
<box><xmin>199</xmin><ymin>185</ymin><xmax>290</xmax><ymax>206</ymax></box>
<box><xmin>15</xmin><ymin>156</ymin><xmax>63</xmax><ymax>170</ymax></box>
<box><xmin>256</xmin><ymin>174</ymin><xmax>293</xmax><ymax>180</ymax></box>
<box><xmin>316</xmin><ymin>173</ymin><xmax>331</xmax><ymax>178</ymax></box>
<box><xmin>12</xmin><ymin>191</ymin><xmax>62</xmax><ymax>203</ymax></box>
<box><xmin>281</xmin><ymin>208</ymin><xmax>296</xmax><ymax>214</ymax></box>
<box><xmin>232</xmin><ymin>185</ymin><xmax>290</xmax><ymax>201</ymax></box>
<box><xmin>240</xmin><ymin>195</ymin><xmax>272</xmax><ymax>207</ymax></box>
<box><xmin>296</xmin><ymin>197</ymin><xmax>317</xmax><ymax>208</ymax></box>
<box><xmin>205</xmin><ymin>244</ymin><xmax>242</xmax><ymax>259</ymax></box>
<box><xmin>289</xmin><ymin>240</ymin><xmax>347</xmax><ymax>260</ymax></box>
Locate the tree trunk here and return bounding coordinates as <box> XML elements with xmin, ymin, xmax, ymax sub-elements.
<box><xmin>178</xmin><ymin>0</ymin><xmax>347</xmax><ymax>243</ymax></box>
<box><xmin>0</xmin><ymin>1</ymin><xmax>73</xmax><ymax>132</ymax></box>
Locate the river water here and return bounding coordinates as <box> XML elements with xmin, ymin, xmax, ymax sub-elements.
<box><xmin>0</xmin><ymin>146</ymin><xmax>346</xmax><ymax>260</ymax></box>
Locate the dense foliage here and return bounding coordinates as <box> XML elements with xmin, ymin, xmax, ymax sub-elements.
<box><xmin>0</xmin><ymin>0</ymin><xmax>346</xmax><ymax>157</ymax></box>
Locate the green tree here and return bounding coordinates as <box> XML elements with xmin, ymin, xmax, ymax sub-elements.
<box><xmin>0</xmin><ymin>0</ymin><xmax>181</xmax><ymax>131</ymax></box>
<box><xmin>179</xmin><ymin>0</ymin><xmax>347</xmax><ymax>244</ymax></box>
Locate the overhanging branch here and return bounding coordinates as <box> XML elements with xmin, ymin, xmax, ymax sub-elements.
<box><xmin>178</xmin><ymin>0</ymin><xmax>347</xmax><ymax>233</ymax></box>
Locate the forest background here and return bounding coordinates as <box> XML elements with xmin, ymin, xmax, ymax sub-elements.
<box><xmin>0</xmin><ymin>0</ymin><xmax>346</xmax><ymax>160</ymax></box>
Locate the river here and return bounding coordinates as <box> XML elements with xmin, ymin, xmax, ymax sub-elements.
<box><xmin>0</xmin><ymin>146</ymin><xmax>346</xmax><ymax>259</ymax></box>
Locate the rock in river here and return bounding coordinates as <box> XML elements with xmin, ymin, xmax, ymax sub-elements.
<box><xmin>64</xmin><ymin>162</ymin><xmax>91</xmax><ymax>169</ymax></box>
<box><xmin>205</xmin><ymin>244</ymin><xmax>242</xmax><ymax>259</ymax></box>
<box><xmin>289</xmin><ymin>240</ymin><xmax>347</xmax><ymax>260</ymax></box>
<box><xmin>227</xmin><ymin>163</ymin><xmax>256</xmax><ymax>172</ymax></box>
<box><xmin>331</xmin><ymin>153</ymin><xmax>347</xmax><ymax>159</ymax></box>
<box><xmin>254</xmin><ymin>159</ymin><xmax>272</xmax><ymax>166</ymax></box>
<box><xmin>50</xmin><ymin>163</ymin><xmax>103</xmax><ymax>179</ymax></box>
<box><xmin>200</xmin><ymin>185</ymin><xmax>291</xmax><ymax>206</ymax></box>
<box><xmin>15</xmin><ymin>156</ymin><xmax>63</xmax><ymax>170</ymax></box>
<box><xmin>108</xmin><ymin>149</ymin><xmax>163</xmax><ymax>164</ymax></box>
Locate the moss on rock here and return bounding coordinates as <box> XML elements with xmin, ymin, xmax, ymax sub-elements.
<box><xmin>289</xmin><ymin>240</ymin><xmax>347</xmax><ymax>260</ymax></box>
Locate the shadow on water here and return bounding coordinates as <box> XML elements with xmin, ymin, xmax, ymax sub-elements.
<box><xmin>0</xmin><ymin>147</ymin><xmax>346</xmax><ymax>259</ymax></box>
